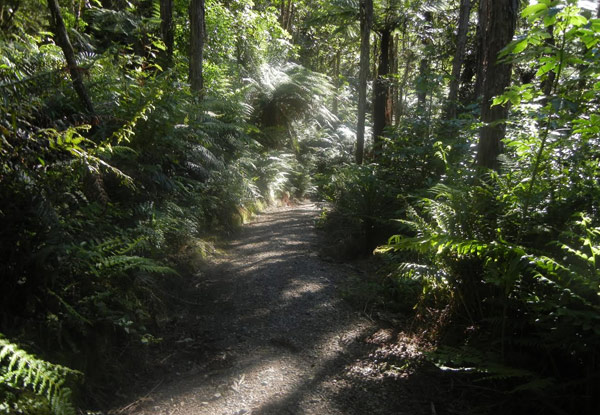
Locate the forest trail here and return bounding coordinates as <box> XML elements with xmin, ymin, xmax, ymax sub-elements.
<box><xmin>121</xmin><ymin>203</ymin><xmax>446</xmax><ymax>415</ymax></box>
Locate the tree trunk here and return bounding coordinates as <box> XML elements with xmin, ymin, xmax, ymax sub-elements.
<box><xmin>416</xmin><ymin>11</ymin><xmax>432</xmax><ymax>112</ymax></box>
<box><xmin>356</xmin><ymin>0</ymin><xmax>373</xmax><ymax>165</ymax></box>
<box><xmin>476</xmin><ymin>0</ymin><xmax>519</xmax><ymax>170</ymax></box>
<box><xmin>286</xmin><ymin>1</ymin><xmax>294</xmax><ymax>32</ymax></box>
<box><xmin>372</xmin><ymin>36</ymin><xmax>378</xmax><ymax>82</ymax></box>
<box><xmin>445</xmin><ymin>0</ymin><xmax>472</xmax><ymax>119</ymax></box>
<box><xmin>416</xmin><ymin>58</ymin><xmax>428</xmax><ymax>110</ymax></box>
<box><xmin>391</xmin><ymin>33</ymin><xmax>399</xmax><ymax>126</ymax></box>
<box><xmin>372</xmin><ymin>27</ymin><xmax>391</xmax><ymax>153</ymax></box>
<box><xmin>473</xmin><ymin>0</ymin><xmax>489</xmax><ymax>101</ymax></box>
<box><xmin>332</xmin><ymin>48</ymin><xmax>341</xmax><ymax>116</ymax></box>
<box><xmin>189</xmin><ymin>0</ymin><xmax>205</xmax><ymax>94</ymax></box>
<box><xmin>74</xmin><ymin>0</ymin><xmax>82</xmax><ymax>30</ymax></box>
<box><xmin>47</xmin><ymin>0</ymin><xmax>94</xmax><ymax>114</ymax></box>
<box><xmin>396</xmin><ymin>27</ymin><xmax>410</xmax><ymax>123</ymax></box>
<box><xmin>385</xmin><ymin>34</ymin><xmax>394</xmax><ymax>126</ymax></box>
<box><xmin>160</xmin><ymin>0</ymin><xmax>174</xmax><ymax>68</ymax></box>
<box><xmin>280</xmin><ymin>0</ymin><xmax>293</xmax><ymax>32</ymax></box>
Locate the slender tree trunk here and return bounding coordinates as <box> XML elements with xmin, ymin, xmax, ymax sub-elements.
<box><xmin>332</xmin><ymin>48</ymin><xmax>340</xmax><ymax>116</ymax></box>
<box><xmin>286</xmin><ymin>1</ymin><xmax>294</xmax><ymax>32</ymax></box>
<box><xmin>397</xmin><ymin>58</ymin><xmax>411</xmax><ymax>120</ymax></box>
<box><xmin>74</xmin><ymin>0</ymin><xmax>82</xmax><ymax>30</ymax></box>
<box><xmin>392</xmin><ymin>33</ymin><xmax>399</xmax><ymax>126</ymax></box>
<box><xmin>386</xmin><ymin>33</ymin><xmax>395</xmax><ymax>126</ymax></box>
<box><xmin>189</xmin><ymin>0</ymin><xmax>205</xmax><ymax>94</ymax></box>
<box><xmin>473</xmin><ymin>0</ymin><xmax>489</xmax><ymax>100</ymax></box>
<box><xmin>280</xmin><ymin>0</ymin><xmax>293</xmax><ymax>32</ymax></box>
<box><xmin>356</xmin><ymin>0</ymin><xmax>373</xmax><ymax>165</ymax></box>
<box><xmin>160</xmin><ymin>0</ymin><xmax>174</xmax><ymax>68</ymax></box>
<box><xmin>396</xmin><ymin>27</ymin><xmax>409</xmax><ymax>123</ymax></box>
<box><xmin>373</xmin><ymin>27</ymin><xmax>391</xmax><ymax>153</ymax></box>
<box><xmin>416</xmin><ymin>11</ymin><xmax>432</xmax><ymax>112</ymax></box>
<box><xmin>372</xmin><ymin>36</ymin><xmax>378</xmax><ymax>82</ymax></box>
<box><xmin>416</xmin><ymin>58</ymin><xmax>428</xmax><ymax>110</ymax></box>
<box><xmin>445</xmin><ymin>0</ymin><xmax>472</xmax><ymax>119</ymax></box>
<box><xmin>476</xmin><ymin>0</ymin><xmax>519</xmax><ymax>170</ymax></box>
<box><xmin>47</xmin><ymin>0</ymin><xmax>94</xmax><ymax>114</ymax></box>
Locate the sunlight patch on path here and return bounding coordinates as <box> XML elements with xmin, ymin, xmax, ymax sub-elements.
<box><xmin>125</xmin><ymin>203</ymin><xmax>384</xmax><ymax>415</ymax></box>
<box><xmin>281</xmin><ymin>280</ymin><xmax>325</xmax><ymax>300</ymax></box>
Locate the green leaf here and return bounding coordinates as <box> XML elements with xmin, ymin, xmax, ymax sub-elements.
<box><xmin>513</xmin><ymin>39</ymin><xmax>529</xmax><ymax>54</ymax></box>
<box><xmin>568</xmin><ymin>15</ymin><xmax>588</xmax><ymax>27</ymax></box>
<box><xmin>492</xmin><ymin>96</ymin><xmax>508</xmax><ymax>107</ymax></box>
<box><xmin>543</xmin><ymin>14</ymin><xmax>557</xmax><ymax>26</ymax></box>
<box><xmin>536</xmin><ymin>61</ymin><xmax>557</xmax><ymax>77</ymax></box>
<box><xmin>522</xmin><ymin>3</ymin><xmax>548</xmax><ymax>18</ymax></box>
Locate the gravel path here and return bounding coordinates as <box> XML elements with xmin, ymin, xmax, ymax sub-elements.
<box><xmin>123</xmin><ymin>203</ymin><xmax>447</xmax><ymax>415</ymax></box>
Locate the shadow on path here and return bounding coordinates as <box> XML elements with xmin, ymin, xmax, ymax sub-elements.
<box><xmin>120</xmin><ymin>203</ymin><xmax>455</xmax><ymax>415</ymax></box>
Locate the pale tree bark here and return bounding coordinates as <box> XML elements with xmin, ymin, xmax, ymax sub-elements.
<box><xmin>160</xmin><ymin>0</ymin><xmax>174</xmax><ymax>68</ymax></box>
<box><xmin>332</xmin><ymin>48</ymin><xmax>341</xmax><ymax>116</ymax></box>
<box><xmin>445</xmin><ymin>0</ymin><xmax>472</xmax><ymax>119</ymax></box>
<box><xmin>189</xmin><ymin>0</ymin><xmax>205</xmax><ymax>94</ymax></box>
<box><xmin>47</xmin><ymin>0</ymin><xmax>94</xmax><ymax>114</ymax></box>
<box><xmin>476</xmin><ymin>0</ymin><xmax>519</xmax><ymax>170</ymax></box>
<box><xmin>356</xmin><ymin>0</ymin><xmax>373</xmax><ymax>165</ymax></box>
<box><xmin>473</xmin><ymin>0</ymin><xmax>489</xmax><ymax>100</ymax></box>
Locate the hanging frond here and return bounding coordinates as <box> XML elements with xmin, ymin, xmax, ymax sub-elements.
<box><xmin>0</xmin><ymin>336</ymin><xmax>81</xmax><ymax>415</ymax></box>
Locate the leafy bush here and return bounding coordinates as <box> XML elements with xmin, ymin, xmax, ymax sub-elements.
<box><xmin>319</xmin><ymin>163</ymin><xmax>401</xmax><ymax>257</ymax></box>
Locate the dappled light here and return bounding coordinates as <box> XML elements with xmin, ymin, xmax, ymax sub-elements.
<box><xmin>1</xmin><ymin>0</ymin><xmax>599</xmax><ymax>414</ymax></box>
<box><xmin>120</xmin><ymin>204</ymin><xmax>441</xmax><ymax>415</ymax></box>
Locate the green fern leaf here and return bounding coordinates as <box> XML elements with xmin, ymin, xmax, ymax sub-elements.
<box><xmin>0</xmin><ymin>336</ymin><xmax>81</xmax><ymax>415</ymax></box>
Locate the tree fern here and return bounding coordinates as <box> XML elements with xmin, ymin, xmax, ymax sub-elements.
<box><xmin>0</xmin><ymin>336</ymin><xmax>81</xmax><ymax>415</ymax></box>
<box><xmin>245</xmin><ymin>63</ymin><xmax>336</xmax><ymax>148</ymax></box>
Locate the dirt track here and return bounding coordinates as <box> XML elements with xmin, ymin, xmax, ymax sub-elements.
<box><xmin>121</xmin><ymin>203</ymin><xmax>450</xmax><ymax>415</ymax></box>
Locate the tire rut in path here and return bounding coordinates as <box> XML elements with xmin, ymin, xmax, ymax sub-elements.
<box><xmin>126</xmin><ymin>203</ymin><xmax>437</xmax><ymax>415</ymax></box>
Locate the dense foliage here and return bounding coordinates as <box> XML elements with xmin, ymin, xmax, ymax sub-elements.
<box><xmin>321</xmin><ymin>0</ymin><xmax>600</xmax><ymax>413</ymax></box>
<box><xmin>1</xmin><ymin>0</ymin><xmax>598</xmax><ymax>413</ymax></box>
<box><xmin>0</xmin><ymin>0</ymin><xmax>343</xmax><ymax>410</ymax></box>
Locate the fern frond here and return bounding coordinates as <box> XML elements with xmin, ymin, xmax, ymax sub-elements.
<box><xmin>97</xmin><ymin>255</ymin><xmax>177</xmax><ymax>276</ymax></box>
<box><xmin>109</xmin><ymin>88</ymin><xmax>164</xmax><ymax>145</ymax></box>
<box><xmin>431</xmin><ymin>345</ymin><xmax>554</xmax><ymax>393</ymax></box>
<box><xmin>0</xmin><ymin>336</ymin><xmax>81</xmax><ymax>415</ymax></box>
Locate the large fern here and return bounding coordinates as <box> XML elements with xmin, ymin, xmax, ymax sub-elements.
<box><xmin>0</xmin><ymin>336</ymin><xmax>81</xmax><ymax>415</ymax></box>
<box><xmin>245</xmin><ymin>63</ymin><xmax>336</xmax><ymax>148</ymax></box>
<box><xmin>380</xmin><ymin>182</ymin><xmax>600</xmax><ymax>408</ymax></box>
